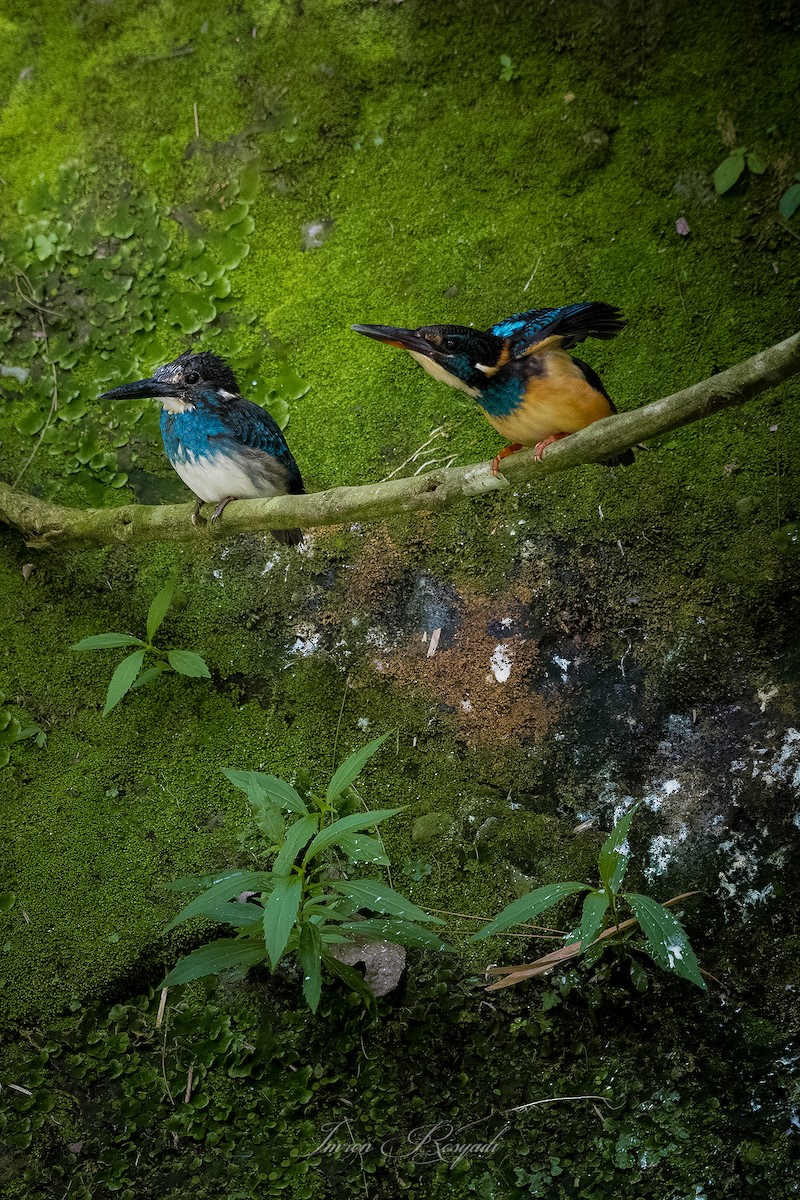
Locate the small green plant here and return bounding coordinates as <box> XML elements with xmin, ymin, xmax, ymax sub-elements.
<box><xmin>0</xmin><ymin>691</ymin><xmax>46</xmax><ymax>767</ymax></box>
<box><xmin>779</xmin><ymin>171</ymin><xmax>800</xmax><ymax>219</ymax></box>
<box><xmin>162</xmin><ymin>734</ymin><xmax>452</xmax><ymax>1012</ymax></box>
<box><xmin>499</xmin><ymin>54</ymin><xmax>517</xmax><ymax>83</ymax></box>
<box><xmin>70</xmin><ymin>578</ymin><xmax>210</xmax><ymax>715</ymax></box>
<box><xmin>472</xmin><ymin>804</ymin><xmax>706</xmax><ymax>991</ymax></box>
<box><xmin>713</xmin><ymin>146</ymin><xmax>766</xmax><ymax>194</ymax></box>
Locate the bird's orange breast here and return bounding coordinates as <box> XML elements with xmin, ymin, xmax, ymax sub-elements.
<box><xmin>483</xmin><ymin>350</ymin><xmax>613</xmax><ymax>446</ymax></box>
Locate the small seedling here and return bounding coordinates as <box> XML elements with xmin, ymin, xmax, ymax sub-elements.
<box><xmin>713</xmin><ymin>146</ymin><xmax>766</xmax><ymax>194</ymax></box>
<box><xmin>0</xmin><ymin>691</ymin><xmax>46</xmax><ymax>767</ymax></box>
<box><xmin>499</xmin><ymin>54</ymin><xmax>517</xmax><ymax>83</ymax></box>
<box><xmin>472</xmin><ymin>804</ymin><xmax>706</xmax><ymax>991</ymax></box>
<box><xmin>162</xmin><ymin>734</ymin><xmax>452</xmax><ymax>1013</ymax></box>
<box><xmin>779</xmin><ymin>172</ymin><xmax>800</xmax><ymax>220</ymax></box>
<box><xmin>70</xmin><ymin>578</ymin><xmax>210</xmax><ymax>715</ymax></box>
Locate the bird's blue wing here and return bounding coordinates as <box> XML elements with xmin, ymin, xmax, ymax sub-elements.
<box><xmin>210</xmin><ymin>397</ymin><xmax>304</xmax><ymax>492</ymax></box>
<box><xmin>488</xmin><ymin>302</ymin><xmax>625</xmax><ymax>358</ymax></box>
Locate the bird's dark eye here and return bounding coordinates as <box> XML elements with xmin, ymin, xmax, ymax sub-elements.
<box><xmin>441</xmin><ymin>337</ymin><xmax>459</xmax><ymax>354</ymax></box>
<box><xmin>184</xmin><ymin>371</ymin><xmax>200</xmax><ymax>385</ymax></box>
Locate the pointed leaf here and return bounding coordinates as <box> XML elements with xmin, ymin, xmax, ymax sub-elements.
<box><xmin>250</xmin><ymin>794</ymin><xmax>285</xmax><ymax>842</ymax></box>
<box><xmin>222</xmin><ymin>768</ymin><xmax>308</xmax><ymax>814</ymax></box>
<box><xmin>161</xmin><ymin>938</ymin><xmax>265</xmax><ymax>986</ymax></box>
<box><xmin>176</xmin><ymin>893</ymin><xmax>265</xmax><ymax>928</ymax></box>
<box><xmin>598</xmin><ymin>804</ymin><xmax>639</xmax><ymax>895</ymax></box>
<box><xmin>262</xmin><ymin>875</ymin><xmax>302</xmax><ymax>968</ymax></box>
<box><xmin>146</xmin><ymin>579</ymin><xmax>175</xmax><ymax>643</ymax></box>
<box><xmin>164</xmin><ymin>871</ymin><xmax>276</xmax><ymax>930</ymax></box>
<box><xmin>298</xmin><ymin>923</ymin><xmax>323</xmax><ymax>1012</ymax></box>
<box><xmin>71</xmin><ymin>633</ymin><xmax>144</xmax><ymax>651</ymax></box>
<box><xmin>624</xmin><ymin>893</ymin><xmax>706</xmax><ymax>989</ymax></box>
<box><xmin>303</xmin><ymin>808</ymin><xmax>403</xmax><ymax>865</ymax></box>
<box><xmin>573</xmin><ymin>890</ymin><xmax>609</xmax><ymax>949</ymax></box>
<box><xmin>331</xmin><ymin>879</ymin><xmax>444</xmax><ymax>924</ymax></box>
<box><xmin>129</xmin><ymin>663</ymin><xmax>167</xmax><ymax>692</ymax></box>
<box><xmin>167</xmin><ymin>650</ymin><xmax>211</xmax><ymax>678</ymax></box>
<box><xmin>325</xmin><ymin>732</ymin><xmax>391</xmax><ymax>802</ymax></box>
<box><xmin>713</xmin><ymin>152</ymin><xmax>745</xmax><ymax>194</ymax></box>
<box><xmin>745</xmin><ymin>151</ymin><xmax>766</xmax><ymax>175</ymax></box>
<box><xmin>336</xmin><ymin>833</ymin><xmax>390</xmax><ymax>866</ymax></box>
<box><xmin>272</xmin><ymin>814</ymin><xmax>320</xmax><ymax>875</ymax></box>
<box><xmin>471</xmin><ymin>881</ymin><xmax>590</xmax><ymax>941</ymax></box>
<box><xmin>103</xmin><ymin>650</ymin><xmax>146</xmax><ymax>715</ymax></box>
<box><xmin>323</xmin><ymin>952</ymin><xmax>378</xmax><ymax>1016</ymax></box>
<box><xmin>336</xmin><ymin>918</ymin><xmax>454</xmax><ymax>952</ymax></box>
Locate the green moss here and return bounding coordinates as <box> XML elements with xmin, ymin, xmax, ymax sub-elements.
<box><xmin>1</xmin><ymin>1</ymin><xmax>800</xmax><ymax>1193</ymax></box>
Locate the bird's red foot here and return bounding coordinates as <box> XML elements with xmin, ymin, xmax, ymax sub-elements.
<box><xmin>534</xmin><ymin>432</ymin><xmax>570</xmax><ymax>462</ymax></box>
<box><xmin>490</xmin><ymin>443</ymin><xmax>524</xmax><ymax>477</ymax></box>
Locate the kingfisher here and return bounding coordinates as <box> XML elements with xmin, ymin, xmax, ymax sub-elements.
<box><xmin>99</xmin><ymin>351</ymin><xmax>305</xmax><ymax>546</ymax></box>
<box><xmin>352</xmin><ymin>301</ymin><xmax>633</xmax><ymax>475</ymax></box>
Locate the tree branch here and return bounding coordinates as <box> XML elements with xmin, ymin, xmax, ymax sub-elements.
<box><xmin>1</xmin><ymin>332</ymin><xmax>798</xmax><ymax>551</ymax></box>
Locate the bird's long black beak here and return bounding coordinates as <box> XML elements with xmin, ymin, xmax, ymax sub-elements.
<box><xmin>99</xmin><ymin>377</ymin><xmax>181</xmax><ymax>402</ymax></box>
<box><xmin>351</xmin><ymin>324</ymin><xmax>431</xmax><ymax>355</ymax></box>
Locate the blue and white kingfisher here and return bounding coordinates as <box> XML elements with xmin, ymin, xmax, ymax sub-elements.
<box><xmin>352</xmin><ymin>301</ymin><xmax>632</xmax><ymax>475</ymax></box>
<box><xmin>100</xmin><ymin>351</ymin><xmax>305</xmax><ymax>546</ymax></box>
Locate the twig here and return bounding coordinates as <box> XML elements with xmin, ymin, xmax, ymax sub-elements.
<box><xmin>12</xmin><ymin>273</ymin><xmax>59</xmax><ymax>488</ymax></box>
<box><xmin>380</xmin><ymin>426</ymin><xmax>449</xmax><ymax>481</ymax></box>
<box><xmin>2</xmin><ymin>332</ymin><xmax>799</xmax><ymax>550</ymax></box>
<box><xmin>193</xmin><ymin>102</ymin><xmax>200</xmax><ymax>140</ymax></box>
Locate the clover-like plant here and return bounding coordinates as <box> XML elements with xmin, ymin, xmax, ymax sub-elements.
<box><xmin>162</xmin><ymin>733</ymin><xmax>452</xmax><ymax>1012</ymax></box>
<box><xmin>70</xmin><ymin>578</ymin><xmax>209</xmax><ymax>715</ymax></box>
<box><xmin>472</xmin><ymin>804</ymin><xmax>706</xmax><ymax>991</ymax></box>
<box><xmin>713</xmin><ymin>146</ymin><xmax>766</xmax><ymax>194</ymax></box>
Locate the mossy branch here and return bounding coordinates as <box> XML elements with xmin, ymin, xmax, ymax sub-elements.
<box><xmin>1</xmin><ymin>332</ymin><xmax>798</xmax><ymax>551</ymax></box>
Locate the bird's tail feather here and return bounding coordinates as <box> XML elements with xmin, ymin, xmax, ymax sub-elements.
<box><xmin>271</xmin><ymin>527</ymin><xmax>304</xmax><ymax>547</ymax></box>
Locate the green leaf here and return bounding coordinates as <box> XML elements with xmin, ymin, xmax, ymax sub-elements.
<box><xmin>337</xmin><ymin>833</ymin><xmax>389</xmax><ymax>865</ymax></box>
<box><xmin>250</xmin><ymin>793</ymin><xmax>284</xmax><ymax>843</ymax></box>
<box><xmin>71</xmin><ymin>633</ymin><xmax>144</xmax><ymax>651</ymax></box>
<box><xmin>574</xmin><ymin>890</ymin><xmax>609</xmax><ymax>949</ymax></box>
<box><xmin>167</xmin><ymin>650</ymin><xmax>211</xmax><ymax>678</ymax></box>
<box><xmin>165</xmin><ymin>871</ymin><xmax>276</xmax><ymax>930</ymax></box>
<box><xmin>330</xmin><ymin>879</ymin><xmax>444</xmax><ymax>924</ymax></box>
<box><xmin>103</xmin><ymin>650</ymin><xmax>146</xmax><ymax>715</ymax></box>
<box><xmin>323</xmin><ymin>952</ymin><xmax>378</xmax><ymax>1016</ymax></box>
<box><xmin>222</xmin><ymin>768</ymin><xmax>308</xmax><ymax>814</ymax></box>
<box><xmin>175</xmin><ymin>893</ymin><xmax>264</xmax><ymax>928</ymax></box>
<box><xmin>162</xmin><ymin>938</ymin><xmax>265</xmax><ymax>986</ymax></box>
<box><xmin>272</xmin><ymin>814</ymin><xmax>320</xmax><ymax>875</ymax></box>
<box><xmin>779</xmin><ymin>183</ymin><xmax>800</xmax><ymax>220</ymax></box>
<box><xmin>598</xmin><ymin>803</ymin><xmax>639</xmax><ymax>895</ymax></box>
<box><xmin>262</xmin><ymin>875</ymin><xmax>302</xmax><ymax>968</ymax></box>
<box><xmin>336</xmin><ymin>918</ymin><xmax>454</xmax><ymax>952</ymax></box>
<box><xmin>470</xmin><ymin>881</ymin><xmax>590</xmax><ymax>941</ymax></box>
<box><xmin>298</xmin><ymin>923</ymin><xmax>323</xmax><ymax>1012</ymax></box>
<box><xmin>746</xmin><ymin>151</ymin><xmax>766</xmax><ymax>175</ymax></box>
<box><xmin>303</xmin><ymin>808</ymin><xmax>403</xmax><ymax>865</ymax></box>
<box><xmin>146</xmin><ymin>579</ymin><xmax>175</xmax><ymax>643</ymax></box>
<box><xmin>624</xmin><ymin>893</ymin><xmax>706</xmax><ymax>989</ymax></box>
<box><xmin>128</xmin><ymin>663</ymin><xmax>167</xmax><ymax>692</ymax></box>
<box><xmin>713</xmin><ymin>152</ymin><xmax>745</xmax><ymax>194</ymax></box>
<box><xmin>325</xmin><ymin>732</ymin><xmax>391</xmax><ymax>802</ymax></box>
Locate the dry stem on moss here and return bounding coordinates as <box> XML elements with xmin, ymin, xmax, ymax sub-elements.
<box><xmin>1</xmin><ymin>332</ymin><xmax>798</xmax><ymax>551</ymax></box>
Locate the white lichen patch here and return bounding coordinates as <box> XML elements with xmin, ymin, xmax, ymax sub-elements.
<box><xmin>289</xmin><ymin>627</ymin><xmax>321</xmax><ymax>657</ymax></box>
<box><xmin>489</xmin><ymin>644</ymin><xmax>512</xmax><ymax>683</ymax></box>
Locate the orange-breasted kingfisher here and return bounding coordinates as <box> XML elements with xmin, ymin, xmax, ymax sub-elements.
<box><xmin>352</xmin><ymin>301</ymin><xmax>632</xmax><ymax>475</ymax></box>
<box><xmin>99</xmin><ymin>351</ymin><xmax>305</xmax><ymax>546</ymax></box>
